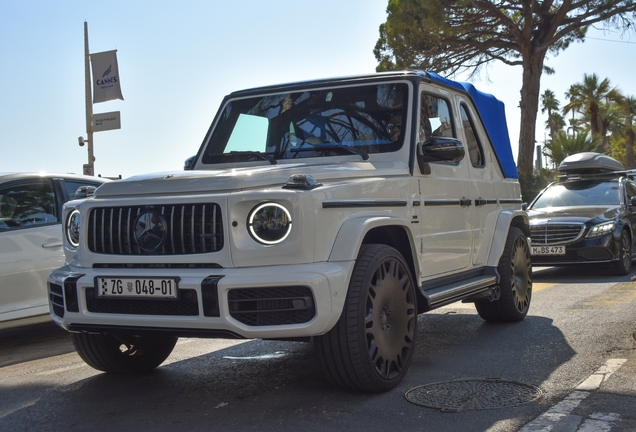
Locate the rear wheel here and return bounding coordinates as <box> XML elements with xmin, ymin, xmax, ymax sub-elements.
<box><xmin>315</xmin><ymin>244</ymin><xmax>417</xmax><ymax>392</ymax></box>
<box><xmin>71</xmin><ymin>332</ymin><xmax>177</xmax><ymax>374</ymax></box>
<box><xmin>614</xmin><ymin>230</ymin><xmax>632</xmax><ymax>276</ymax></box>
<box><xmin>475</xmin><ymin>227</ymin><xmax>532</xmax><ymax>322</ymax></box>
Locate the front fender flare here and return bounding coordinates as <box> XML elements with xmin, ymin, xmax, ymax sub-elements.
<box><xmin>328</xmin><ymin>215</ymin><xmax>415</xmax><ymax>262</ymax></box>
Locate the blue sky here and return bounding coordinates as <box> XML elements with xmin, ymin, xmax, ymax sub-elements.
<box><xmin>1</xmin><ymin>1</ymin><xmax>634</xmax><ymax>178</ymax></box>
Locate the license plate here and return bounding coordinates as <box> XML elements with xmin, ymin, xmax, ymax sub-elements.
<box><xmin>531</xmin><ymin>246</ymin><xmax>566</xmax><ymax>256</ymax></box>
<box><xmin>96</xmin><ymin>277</ymin><xmax>178</xmax><ymax>298</ymax></box>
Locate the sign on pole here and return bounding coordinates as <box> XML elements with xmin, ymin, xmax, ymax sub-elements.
<box><xmin>83</xmin><ymin>164</ymin><xmax>94</xmax><ymax>176</ymax></box>
<box><xmin>93</xmin><ymin>111</ymin><xmax>121</xmax><ymax>132</ymax></box>
<box><xmin>90</xmin><ymin>50</ymin><xmax>124</xmax><ymax>104</ymax></box>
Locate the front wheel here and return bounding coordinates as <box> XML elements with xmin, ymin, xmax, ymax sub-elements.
<box><xmin>315</xmin><ymin>244</ymin><xmax>417</xmax><ymax>392</ymax></box>
<box><xmin>475</xmin><ymin>227</ymin><xmax>532</xmax><ymax>322</ymax></box>
<box><xmin>614</xmin><ymin>230</ymin><xmax>632</xmax><ymax>276</ymax></box>
<box><xmin>71</xmin><ymin>332</ymin><xmax>177</xmax><ymax>374</ymax></box>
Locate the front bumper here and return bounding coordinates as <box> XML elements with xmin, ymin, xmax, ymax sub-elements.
<box><xmin>47</xmin><ymin>261</ymin><xmax>354</xmax><ymax>339</ymax></box>
<box><xmin>530</xmin><ymin>231</ymin><xmax>619</xmax><ymax>266</ymax></box>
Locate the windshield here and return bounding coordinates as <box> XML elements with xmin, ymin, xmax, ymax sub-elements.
<box><xmin>531</xmin><ymin>179</ymin><xmax>621</xmax><ymax>209</ymax></box>
<box><xmin>202</xmin><ymin>83</ymin><xmax>409</xmax><ymax>164</ymax></box>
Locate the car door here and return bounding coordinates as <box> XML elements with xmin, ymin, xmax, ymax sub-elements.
<box><xmin>416</xmin><ymin>86</ymin><xmax>474</xmax><ymax>277</ymax></box>
<box><xmin>455</xmin><ymin>97</ymin><xmax>502</xmax><ymax>267</ymax></box>
<box><xmin>0</xmin><ymin>177</ymin><xmax>63</xmax><ymax>323</ymax></box>
<box><xmin>0</xmin><ymin>176</ymin><xmax>104</xmax><ymax>325</ymax></box>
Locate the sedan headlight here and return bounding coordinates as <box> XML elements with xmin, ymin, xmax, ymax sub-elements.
<box><xmin>587</xmin><ymin>221</ymin><xmax>616</xmax><ymax>238</ymax></box>
<box><xmin>65</xmin><ymin>209</ymin><xmax>81</xmax><ymax>248</ymax></box>
<box><xmin>247</xmin><ymin>202</ymin><xmax>292</xmax><ymax>245</ymax></box>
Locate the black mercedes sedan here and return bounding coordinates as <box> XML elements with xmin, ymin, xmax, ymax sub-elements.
<box><xmin>528</xmin><ymin>153</ymin><xmax>636</xmax><ymax>275</ymax></box>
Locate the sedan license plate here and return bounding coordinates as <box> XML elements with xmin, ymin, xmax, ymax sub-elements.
<box><xmin>96</xmin><ymin>277</ymin><xmax>178</xmax><ymax>298</ymax></box>
<box><xmin>531</xmin><ymin>246</ymin><xmax>566</xmax><ymax>256</ymax></box>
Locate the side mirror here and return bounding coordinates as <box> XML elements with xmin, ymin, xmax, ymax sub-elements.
<box><xmin>417</xmin><ymin>137</ymin><xmax>465</xmax><ymax>174</ymax></box>
<box><xmin>184</xmin><ymin>155</ymin><xmax>196</xmax><ymax>171</ymax></box>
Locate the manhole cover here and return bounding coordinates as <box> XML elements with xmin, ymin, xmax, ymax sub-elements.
<box><xmin>405</xmin><ymin>378</ymin><xmax>542</xmax><ymax>412</ymax></box>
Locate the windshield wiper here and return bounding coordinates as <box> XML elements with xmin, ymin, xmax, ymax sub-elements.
<box><xmin>290</xmin><ymin>144</ymin><xmax>369</xmax><ymax>161</ymax></box>
<box><xmin>228</xmin><ymin>151</ymin><xmax>277</xmax><ymax>165</ymax></box>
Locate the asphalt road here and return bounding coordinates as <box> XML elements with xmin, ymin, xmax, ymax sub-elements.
<box><xmin>1</xmin><ymin>265</ymin><xmax>635</xmax><ymax>432</ymax></box>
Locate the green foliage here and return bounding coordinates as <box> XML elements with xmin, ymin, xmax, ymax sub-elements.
<box><xmin>519</xmin><ymin>170</ymin><xmax>554</xmax><ymax>205</ymax></box>
<box><xmin>543</xmin><ymin>131</ymin><xmax>606</xmax><ymax>167</ymax></box>
<box><xmin>374</xmin><ymin>0</ymin><xmax>636</xmax><ymax>175</ymax></box>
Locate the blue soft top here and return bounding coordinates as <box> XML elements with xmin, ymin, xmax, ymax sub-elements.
<box><xmin>427</xmin><ymin>72</ymin><xmax>518</xmax><ymax>179</ymax></box>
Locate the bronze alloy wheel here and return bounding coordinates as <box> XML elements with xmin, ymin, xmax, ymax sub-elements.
<box><xmin>475</xmin><ymin>227</ymin><xmax>532</xmax><ymax>322</ymax></box>
<box><xmin>510</xmin><ymin>233</ymin><xmax>532</xmax><ymax>314</ymax></box>
<box><xmin>365</xmin><ymin>253</ymin><xmax>416</xmax><ymax>380</ymax></box>
<box><xmin>315</xmin><ymin>244</ymin><xmax>417</xmax><ymax>392</ymax></box>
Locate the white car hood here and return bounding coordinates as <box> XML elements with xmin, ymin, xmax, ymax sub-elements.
<box><xmin>93</xmin><ymin>161</ymin><xmax>408</xmax><ymax>197</ymax></box>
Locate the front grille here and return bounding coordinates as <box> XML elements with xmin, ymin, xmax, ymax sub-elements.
<box><xmin>228</xmin><ymin>286</ymin><xmax>315</xmax><ymax>326</ymax></box>
<box><xmin>530</xmin><ymin>223</ymin><xmax>585</xmax><ymax>245</ymax></box>
<box><xmin>87</xmin><ymin>203</ymin><xmax>223</xmax><ymax>255</ymax></box>
<box><xmin>85</xmin><ymin>287</ymin><xmax>199</xmax><ymax>316</ymax></box>
<box><xmin>49</xmin><ymin>283</ymin><xmax>64</xmax><ymax>318</ymax></box>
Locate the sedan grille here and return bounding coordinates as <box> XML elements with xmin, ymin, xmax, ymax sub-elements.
<box><xmin>87</xmin><ymin>204</ymin><xmax>223</xmax><ymax>255</ymax></box>
<box><xmin>530</xmin><ymin>223</ymin><xmax>585</xmax><ymax>245</ymax></box>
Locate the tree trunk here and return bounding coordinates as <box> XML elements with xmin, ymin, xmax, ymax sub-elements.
<box><xmin>517</xmin><ymin>51</ymin><xmax>546</xmax><ymax>176</ymax></box>
<box><xmin>589</xmin><ymin>102</ymin><xmax>601</xmax><ymax>137</ymax></box>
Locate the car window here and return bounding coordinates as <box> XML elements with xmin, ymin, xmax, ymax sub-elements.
<box><xmin>64</xmin><ymin>180</ymin><xmax>103</xmax><ymax>200</ymax></box>
<box><xmin>460</xmin><ymin>104</ymin><xmax>484</xmax><ymax>167</ymax></box>
<box><xmin>531</xmin><ymin>179</ymin><xmax>620</xmax><ymax>209</ymax></box>
<box><xmin>202</xmin><ymin>83</ymin><xmax>409</xmax><ymax>163</ymax></box>
<box><xmin>0</xmin><ymin>180</ymin><xmax>57</xmax><ymax>229</ymax></box>
<box><xmin>420</xmin><ymin>93</ymin><xmax>455</xmax><ymax>142</ymax></box>
<box><xmin>625</xmin><ymin>180</ymin><xmax>636</xmax><ymax>201</ymax></box>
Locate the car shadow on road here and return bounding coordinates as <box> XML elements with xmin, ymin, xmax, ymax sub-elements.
<box><xmin>0</xmin><ymin>313</ymin><xmax>576</xmax><ymax>432</ymax></box>
<box><xmin>0</xmin><ymin>322</ymin><xmax>74</xmax><ymax>368</ymax></box>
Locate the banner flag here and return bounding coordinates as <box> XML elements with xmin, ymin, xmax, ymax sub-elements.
<box><xmin>90</xmin><ymin>50</ymin><xmax>124</xmax><ymax>103</ymax></box>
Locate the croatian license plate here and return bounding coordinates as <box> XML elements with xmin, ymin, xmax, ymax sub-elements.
<box><xmin>531</xmin><ymin>246</ymin><xmax>566</xmax><ymax>256</ymax></box>
<box><xmin>96</xmin><ymin>277</ymin><xmax>178</xmax><ymax>298</ymax></box>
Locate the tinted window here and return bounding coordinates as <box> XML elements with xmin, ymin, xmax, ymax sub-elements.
<box><xmin>419</xmin><ymin>93</ymin><xmax>454</xmax><ymax>142</ymax></box>
<box><xmin>203</xmin><ymin>83</ymin><xmax>409</xmax><ymax>163</ymax></box>
<box><xmin>0</xmin><ymin>180</ymin><xmax>57</xmax><ymax>229</ymax></box>
<box><xmin>460</xmin><ymin>104</ymin><xmax>484</xmax><ymax>167</ymax></box>
<box><xmin>531</xmin><ymin>180</ymin><xmax>620</xmax><ymax>209</ymax></box>
<box><xmin>64</xmin><ymin>180</ymin><xmax>103</xmax><ymax>200</ymax></box>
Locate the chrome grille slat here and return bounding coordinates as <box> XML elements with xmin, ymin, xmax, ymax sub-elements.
<box><xmin>202</xmin><ymin>205</ymin><xmax>206</xmax><ymax>253</ymax></box>
<box><xmin>191</xmin><ymin>205</ymin><xmax>196</xmax><ymax>253</ymax></box>
<box><xmin>530</xmin><ymin>223</ymin><xmax>585</xmax><ymax>245</ymax></box>
<box><xmin>181</xmin><ymin>205</ymin><xmax>185</xmax><ymax>254</ymax></box>
<box><xmin>87</xmin><ymin>203</ymin><xmax>223</xmax><ymax>255</ymax></box>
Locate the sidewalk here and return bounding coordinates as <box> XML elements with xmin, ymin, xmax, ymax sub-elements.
<box><xmin>520</xmin><ymin>327</ymin><xmax>636</xmax><ymax>431</ymax></box>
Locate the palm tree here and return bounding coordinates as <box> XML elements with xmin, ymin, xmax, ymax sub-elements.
<box><xmin>541</xmin><ymin>89</ymin><xmax>561</xmax><ymax>140</ymax></box>
<box><xmin>563</xmin><ymin>74</ymin><xmax>623</xmax><ymax>140</ymax></box>
<box><xmin>545</xmin><ymin>112</ymin><xmax>566</xmax><ymax>138</ymax></box>
<box><xmin>542</xmin><ymin>131</ymin><xmax>606</xmax><ymax>168</ymax></box>
<box><xmin>623</xmin><ymin>96</ymin><xmax>636</xmax><ymax>169</ymax></box>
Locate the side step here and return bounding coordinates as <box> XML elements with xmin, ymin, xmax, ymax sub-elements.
<box><xmin>421</xmin><ymin>275</ymin><xmax>498</xmax><ymax>311</ymax></box>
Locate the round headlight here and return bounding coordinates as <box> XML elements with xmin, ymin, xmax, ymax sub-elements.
<box><xmin>66</xmin><ymin>209</ymin><xmax>81</xmax><ymax>248</ymax></box>
<box><xmin>247</xmin><ymin>202</ymin><xmax>292</xmax><ymax>245</ymax></box>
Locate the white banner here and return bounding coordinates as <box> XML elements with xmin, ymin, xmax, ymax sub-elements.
<box><xmin>90</xmin><ymin>50</ymin><xmax>124</xmax><ymax>103</ymax></box>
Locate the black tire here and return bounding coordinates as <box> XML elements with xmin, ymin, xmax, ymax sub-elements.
<box><xmin>614</xmin><ymin>230</ymin><xmax>632</xmax><ymax>276</ymax></box>
<box><xmin>71</xmin><ymin>332</ymin><xmax>177</xmax><ymax>374</ymax></box>
<box><xmin>315</xmin><ymin>244</ymin><xmax>417</xmax><ymax>392</ymax></box>
<box><xmin>475</xmin><ymin>227</ymin><xmax>532</xmax><ymax>322</ymax></box>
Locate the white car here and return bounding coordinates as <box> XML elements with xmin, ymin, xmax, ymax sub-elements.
<box><xmin>0</xmin><ymin>173</ymin><xmax>108</xmax><ymax>329</ymax></box>
<box><xmin>49</xmin><ymin>71</ymin><xmax>530</xmax><ymax>392</ymax></box>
